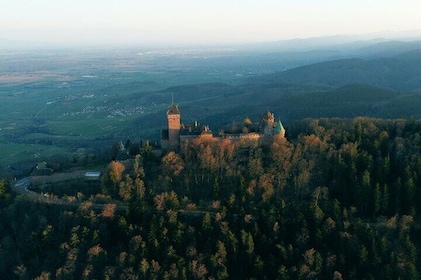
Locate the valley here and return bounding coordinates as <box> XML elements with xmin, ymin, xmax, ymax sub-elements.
<box><xmin>1</xmin><ymin>40</ymin><xmax>421</xmax><ymax>175</ymax></box>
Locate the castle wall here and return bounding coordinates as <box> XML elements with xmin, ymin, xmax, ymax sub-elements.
<box><xmin>160</xmin><ymin>106</ymin><xmax>285</xmax><ymax>152</ymax></box>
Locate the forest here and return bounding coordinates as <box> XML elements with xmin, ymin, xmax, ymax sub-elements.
<box><xmin>1</xmin><ymin>116</ymin><xmax>421</xmax><ymax>279</ymax></box>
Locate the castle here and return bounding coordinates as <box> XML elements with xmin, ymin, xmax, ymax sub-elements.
<box><xmin>160</xmin><ymin>103</ymin><xmax>286</xmax><ymax>150</ymax></box>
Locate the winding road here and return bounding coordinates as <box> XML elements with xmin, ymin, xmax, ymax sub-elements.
<box><xmin>12</xmin><ymin>177</ymin><xmax>215</xmax><ymax>217</ymax></box>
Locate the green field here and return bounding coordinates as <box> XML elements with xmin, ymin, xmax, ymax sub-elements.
<box><xmin>0</xmin><ymin>143</ymin><xmax>70</xmax><ymax>166</ymax></box>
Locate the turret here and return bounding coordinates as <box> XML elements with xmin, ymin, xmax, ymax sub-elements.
<box><xmin>274</xmin><ymin>120</ymin><xmax>286</xmax><ymax>138</ymax></box>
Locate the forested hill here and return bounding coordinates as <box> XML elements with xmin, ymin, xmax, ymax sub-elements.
<box><xmin>356</xmin><ymin>40</ymin><xmax>421</xmax><ymax>57</ymax></box>
<box><xmin>248</xmin><ymin>50</ymin><xmax>421</xmax><ymax>92</ymax></box>
<box><xmin>1</xmin><ymin>117</ymin><xmax>421</xmax><ymax>278</ymax></box>
<box><xmin>143</xmin><ymin>82</ymin><xmax>421</xmax><ymax>134</ymax></box>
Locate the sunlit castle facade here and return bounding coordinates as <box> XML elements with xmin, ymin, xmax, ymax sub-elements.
<box><xmin>160</xmin><ymin>104</ymin><xmax>286</xmax><ymax>150</ymax></box>
<box><xmin>166</xmin><ymin>104</ymin><xmax>181</xmax><ymax>149</ymax></box>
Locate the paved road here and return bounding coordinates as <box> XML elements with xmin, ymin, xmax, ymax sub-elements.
<box><xmin>12</xmin><ymin>177</ymin><xmax>213</xmax><ymax>216</ymax></box>
<box><xmin>13</xmin><ymin>177</ymin><xmax>76</xmax><ymax>204</ymax></box>
<box><xmin>12</xmin><ymin>177</ymin><xmax>126</xmax><ymax>210</ymax></box>
<box><xmin>13</xmin><ymin>177</ymin><xmax>35</xmax><ymax>195</ymax></box>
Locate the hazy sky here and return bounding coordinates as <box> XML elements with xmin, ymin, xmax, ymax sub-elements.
<box><xmin>1</xmin><ymin>0</ymin><xmax>421</xmax><ymax>46</ymax></box>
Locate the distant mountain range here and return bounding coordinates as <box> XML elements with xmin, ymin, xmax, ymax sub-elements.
<box><xmin>147</xmin><ymin>39</ymin><xmax>421</xmax><ymax>129</ymax></box>
<box><xmin>243</xmin><ymin>30</ymin><xmax>421</xmax><ymax>52</ymax></box>
<box><xmin>356</xmin><ymin>40</ymin><xmax>421</xmax><ymax>57</ymax></box>
<box><xmin>249</xmin><ymin>49</ymin><xmax>421</xmax><ymax>92</ymax></box>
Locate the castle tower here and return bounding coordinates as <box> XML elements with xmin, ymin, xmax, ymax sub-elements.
<box><xmin>167</xmin><ymin>103</ymin><xmax>181</xmax><ymax>148</ymax></box>
<box><xmin>260</xmin><ymin>108</ymin><xmax>275</xmax><ymax>136</ymax></box>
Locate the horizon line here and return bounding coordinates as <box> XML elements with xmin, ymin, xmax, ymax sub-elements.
<box><xmin>1</xmin><ymin>29</ymin><xmax>421</xmax><ymax>50</ymax></box>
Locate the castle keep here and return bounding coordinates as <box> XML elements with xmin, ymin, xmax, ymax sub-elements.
<box><xmin>161</xmin><ymin>104</ymin><xmax>285</xmax><ymax>150</ymax></box>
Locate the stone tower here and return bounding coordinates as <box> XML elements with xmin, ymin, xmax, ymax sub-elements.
<box><xmin>260</xmin><ymin>108</ymin><xmax>275</xmax><ymax>136</ymax></box>
<box><xmin>167</xmin><ymin>103</ymin><xmax>181</xmax><ymax>148</ymax></box>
